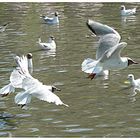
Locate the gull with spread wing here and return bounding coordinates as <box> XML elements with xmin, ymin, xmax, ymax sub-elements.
<box><xmin>82</xmin><ymin>19</ymin><xmax>138</xmax><ymax>80</ymax></box>
<box><xmin>14</xmin><ymin>55</ymin><xmax>68</xmax><ymax>107</ymax></box>
<box><xmin>0</xmin><ymin>53</ymin><xmax>33</xmax><ymax>97</ymax></box>
<box><xmin>0</xmin><ymin>54</ymin><xmax>67</xmax><ymax>108</ymax></box>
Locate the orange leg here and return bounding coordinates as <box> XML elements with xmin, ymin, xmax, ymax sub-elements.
<box><xmin>87</xmin><ymin>73</ymin><xmax>96</xmax><ymax>80</ymax></box>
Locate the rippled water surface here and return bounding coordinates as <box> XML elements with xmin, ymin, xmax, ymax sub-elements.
<box><xmin>0</xmin><ymin>2</ymin><xmax>140</xmax><ymax>137</ymax></box>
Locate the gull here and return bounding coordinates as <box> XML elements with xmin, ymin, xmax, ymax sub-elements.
<box><xmin>81</xmin><ymin>19</ymin><xmax>138</xmax><ymax>80</ymax></box>
<box><xmin>14</xmin><ymin>55</ymin><xmax>68</xmax><ymax>108</ymax></box>
<box><xmin>0</xmin><ymin>53</ymin><xmax>33</xmax><ymax>97</ymax></box>
<box><xmin>127</xmin><ymin>74</ymin><xmax>140</xmax><ymax>96</ymax></box>
<box><xmin>121</xmin><ymin>5</ymin><xmax>136</xmax><ymax>16</ymax></box>
<box><xmin>40</xmin><ymin>12</ymin><xmax>59</xmax><ymax>25</ymax></box>
<box><xmin>0</xmin><ymin>23</ymin><xmax>9</xmax><ymax>32</ymax></box>
<box><xmin>0</xmin><ymin>54</ymin><xmax>68</xmax><ymax>108</ymax></box>
<box><xmin>38</xmin><ymin>36</ymin><xmax>56</xmax><ymax>50</ymax></box>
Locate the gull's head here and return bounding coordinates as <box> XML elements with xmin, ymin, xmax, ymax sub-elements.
<box><xmin>27</xmin><ymin>53</ymin><xmax>32</xmax><ymax>59</ymax></box>
<box><xmin>40</xmin><ymin>15</ymin><xmax>46</xmax><ymax>19</ymax></box>
<box><xmin>128</xmin><ymin>74</ymin><xmax>134</xmax><ymax>82</ymax></box>
<box><xmin>54</xmin><ymin>12</ymin><xmax>58</xmax><ymax>17</ymax></box>
<box><xmin>121</xmin><ymin>5</ymin><xmax>125</xmax><ymax>10</ymax></box>
<box><xmin>128</xmin><ymin>58</ymin><xmax>138</xmax><ymax>66</ymax></box>
<box><xmin>50</xmin><ymin>36</ymin><xmax>55</xmax><ymax>40</ymax></box>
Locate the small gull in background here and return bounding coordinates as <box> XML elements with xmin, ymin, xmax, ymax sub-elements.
<box><xmin>127</xmin><ymin>74</ymin><xmax>140</xmax><ymax>96</ymax></box>
<box><xmin>121</xmin><ymin>5</ymin><xmax>136</xmax><ymax>16</ymax></box>
<box><xmin>0</xmin><ymin>23</ymin><xmax>9</xmax><ymax>32</ymax></box>
<box><xmin>37</xmin><ymin>36</ymin><xmax>56</xmax><ymax>51</ymax></box>
<box><xmin>40</xmin><ymin>12</ymin><xmax>59</xmax><ymax>25</ymax></box>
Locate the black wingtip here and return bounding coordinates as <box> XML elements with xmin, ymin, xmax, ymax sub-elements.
<box><xmin>3</xmin><ymin>23</ymin><xmax>9</xmax><ymax>26</ymax></box>
<box><xmin>86</xmin><ymin>19</ymin><xmax>96</xmax><ymax>35</ymax></box>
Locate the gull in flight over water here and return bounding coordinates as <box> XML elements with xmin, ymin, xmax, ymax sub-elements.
<box><xmin>0</xmin><ymin>53</ymin><xmax>68</xmax><ymax>108</ymax></box>
<box><xmin>81</xmin><ymin>19</ymin><xmax>138</xmax><ymax>80</ymax></box>
<box><xmin>0</xmin><ymin>53</ymin><xmax>33</xmax><ymax>97</ymax></box>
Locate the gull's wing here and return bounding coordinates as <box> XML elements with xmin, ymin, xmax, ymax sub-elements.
<box><xmin>87</xmin><ymin>19</ymin><xmax>121</xmax><ymax>59</ymax></box>
<box><xmin>99</xmin><ymin>42</ymin><xmax>127</xmax><ymax>62</ymax></box>
<box><xmin>97</xmin><ymin>33</ymin><xmax>121</xmax><ymax>59</ymax></box>
<box><xmin>32</xmin><ymin>85</ymin><xmax>68</xmax><ymax>107</ymax></box>
<box><xmin>21</xmin><ymin>76</ymin><xmax>42</xmax><ymax>91</ymax></box>
<box><xmin>14</xmin><ymin>55</ymin><xmax>29</xmax><ymax>74</ymax></box>
<box><xmin>126</xmin><ymin>8</ymin><xmax>136</xmax><ymax>15</ymax></box>
<box><xmin>44</xmin><ymin>17</ymin><xmax>53</xmax><ymax>22</ymax></box>
<box><xmin>87</xmin><ymin>19</ymin><xmax>120</xmax><ymax>36</ymax></box>
<box><xmin>10</xmin><ymin>68</ymin><xmax>25</xmax><ymax>88</ymax></box>
<box><xmin>15</xmin><ymin>90</ymin><xmax>32</xmax><ymax>105</ymax></box>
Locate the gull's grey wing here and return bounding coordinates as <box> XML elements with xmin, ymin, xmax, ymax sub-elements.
<box><xmin>87</xmin><ymin>19</ymin><xmax>119</xmax><ymax>36</ymax></box>
<box><xmin>87</xmin><ymin>19</ymin><xmax>121</xmax><ymax>59</ymax></box>
<box><xmin>97</xmin><ymin>33</ymin><xmax>121</xmax><ymax>59</ymax></box>
<box><xmin>99</xmin><ymin>42</ymin><xmax>127</xmax><ymax>63</ymax></box>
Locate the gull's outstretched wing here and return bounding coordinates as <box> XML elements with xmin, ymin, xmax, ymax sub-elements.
<box><xmin>99</xmin><ymin>42</ymin><xmax>127</xmax><ymax>63</ymax></box>
<box><xmin>87</xmin><ymin>19</ymin><xmax>121</xmax><ymax>59</ymax></box>
<box><xmin>32</xmin><ymin>85</ymin><xmax>68</xmax><ymax>107</ymax></box>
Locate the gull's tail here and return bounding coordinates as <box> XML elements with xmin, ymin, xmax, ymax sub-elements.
<box><xmin>15</xmin><ymin>90</ymin><xmax>32</xmax><ymax>107</ymax></box>
<box><xmin>81</xmin><ymin>58</ymin><xmax>103</xmax><ymax>74</ymax></box>
<box><xmin>0</xmin><ymin>83</ymin><xmax>15</xmax><ymax>97</ymax></box>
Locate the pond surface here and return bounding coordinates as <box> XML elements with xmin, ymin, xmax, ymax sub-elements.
<box><xmin>0</xmin><ymin>2</ymin><xmax>140</xmax><ymax>137</ymax></box>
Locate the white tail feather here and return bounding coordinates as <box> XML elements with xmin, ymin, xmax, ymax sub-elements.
<box><xmin>15</xmin><ymin>90</ymin><xmax>31</xmax><ymax>105</ymax></box>
<box><xmin>0</xmin><ymin>83</ymin><xmax>15</xmax><ymax>96</ymax></box>
<box><xmin>82</xmin><ymin>58</ymin><xmax>100</xmax><ymax>73</ymax></box>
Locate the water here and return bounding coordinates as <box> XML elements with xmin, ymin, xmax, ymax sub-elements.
<box><xmin>0</xmin><ymin>2</ymin><xmax>140</xmax><ymax>137</ymax></box>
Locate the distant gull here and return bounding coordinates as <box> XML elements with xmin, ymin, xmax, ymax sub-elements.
<box><xmin>127</xmin><ymin>74</ymin><xmax>140</xmax><ymax>96</ymax></box>
<box><xmin>38</xmin><ymin>36</ymin><xmax>56</xmax><ymax>50</ymax></box>
<box><xmin>121</xmin><ymin>5</ymin><xmax>136</xmax><ymax>16</ymax></box>
<box><xmin>40</xmin><ymin>12</ymin><xmax>59</xmax><ymax>25</ymax></box>
<box><xmin>81</xmin><ymin>19</ymin><xmax>138</xmax><ymax>80</ymax></box>
<box><xmin>0</xmin><ymin>23</ymin><xmax>9</xmax><ymax>32</ymax></box>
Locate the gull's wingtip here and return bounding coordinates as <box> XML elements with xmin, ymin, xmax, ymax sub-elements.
<box><xmin>86</xmin><ymin>19</ymin><xmax>97</xmax><ymax>35</ymax></box>
<box><xmin>63</xmin><ymin>103</ymin><xmax>69</xmax><ymax>107</ymax></box>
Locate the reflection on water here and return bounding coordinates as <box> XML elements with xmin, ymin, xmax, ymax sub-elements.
<box><xmin>0</xmin><ymin>2</ymin><xmax>140</xmax><ymax>137</ymax></box>
<box><xmin>121</xmin><ymin>15</ymin><xmax>137</xmax><ymax>25</ymax></box>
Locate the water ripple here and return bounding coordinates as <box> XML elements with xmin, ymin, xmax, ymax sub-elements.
<box><xmin>62</xmin><ymin>128</ymin><xmax>94</xmax><ymax>133</ymax></box>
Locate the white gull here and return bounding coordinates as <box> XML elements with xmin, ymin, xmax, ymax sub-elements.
<box><xmin>82</xmin><ymin>19</ymin><xmax>138</xmax><ymax>80</ymax></box>
<box><xmin>127</xmin><ymin>74</ymin><xmax>140</xmax><ymax>96</ymax></box>
<box><xmin>14</xmin><ymin>55</ymin><xmax>68</xmax><ymax>108</ymax></box>
<box><xmin>0</xmin><ymin>53</ymin><xmax>33</xmax><ymax>97</ymax></box>
<box><xmin>38</xmin><ymin>36</ymin><xmax>56</xmax><ymax>50</ymax></box>
<box><xmin>40</xmin><ymin>12</ymin><xmax>59</xmax><ymax>25</ymax></box>
<box><xmin>121</xmin><ymin>5</ymin><xmax>136</xmax><ymax>16</ymax></box>
<box><xmin>0</xmin><ymin>23</ymin><xmax>9</xmax><ymax>32</ymax></box>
